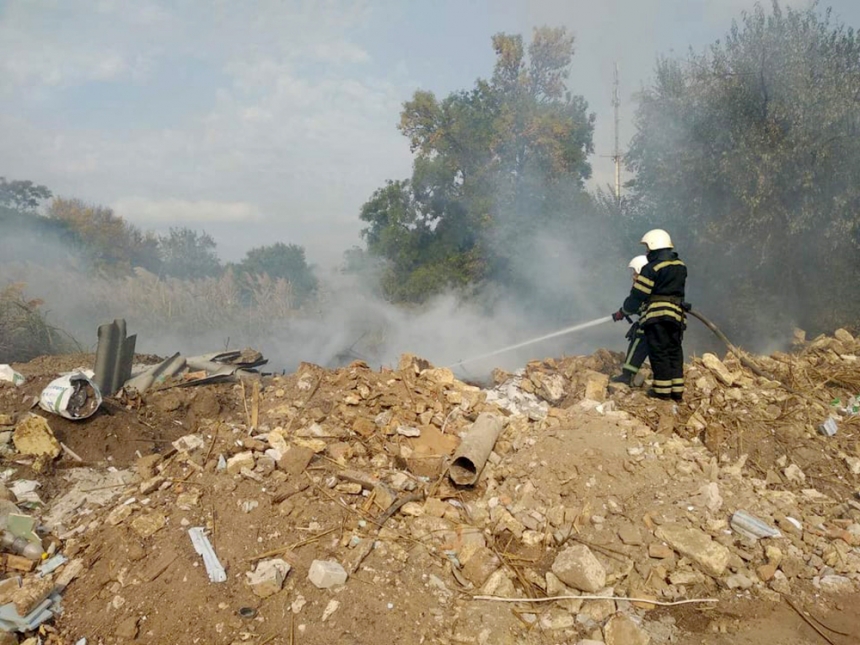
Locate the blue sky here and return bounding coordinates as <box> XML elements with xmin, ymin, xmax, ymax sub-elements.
<box><xmin>2</xmin><ymin>0</ymin><xmax>859</xmax><ymax>267</ymax></box>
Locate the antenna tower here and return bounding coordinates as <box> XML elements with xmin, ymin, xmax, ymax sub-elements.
<box><xmin>612</xmin><ymin>62</ymin><xmax>621</xmax><ymax>203</ymax></box>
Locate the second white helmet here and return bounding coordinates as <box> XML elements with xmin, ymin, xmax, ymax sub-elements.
<box><xmin>640</xmin><ymin>229</ymin><xmax>673</xmax><ymax>251</ymax></box>
<box><xmin>628</xmin><ymin>255</ymin><xmax>648</xmax><ymax>275</ymax></box>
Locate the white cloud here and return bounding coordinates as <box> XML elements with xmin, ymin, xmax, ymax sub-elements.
<box><xmin>113</xmin><ymin>197</ymin><xmax>262</xmax><ymax>223</ymax></box>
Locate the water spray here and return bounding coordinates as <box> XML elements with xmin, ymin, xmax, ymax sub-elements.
<box><xmin>448</xmin><ymin>316</ymin><xmax>613</xmax><ymax>369</ymax></box>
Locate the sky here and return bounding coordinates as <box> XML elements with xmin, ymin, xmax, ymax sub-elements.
<box><xmin>2</xmin><ymin>0</ymin><xmax>860</xmax><ymax>268</ymax></box>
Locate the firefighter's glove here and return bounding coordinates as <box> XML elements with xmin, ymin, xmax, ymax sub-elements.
<box><xmin>681</xmin><ymin>301</ymin><xmax>692</xmax><ymax>312</ymax></box>
<box><xmin>612</xmin><ymin>309</ymin><xmax>626</xmax><ymax>322</ymax></box>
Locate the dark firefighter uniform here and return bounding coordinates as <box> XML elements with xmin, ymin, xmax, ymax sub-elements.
<box><xmin>621</xmin><ymin>317</ymin><xmax>649</xmax><ymax>379</ymax></box>
<box><xmin>619</xmin><ymin>249</ymin><xmax>687</xmax><ymax>399</ymax></box>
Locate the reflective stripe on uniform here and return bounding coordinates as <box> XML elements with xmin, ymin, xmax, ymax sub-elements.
<box><xmin>652</xmin><ymin>260</ymin><xmax>686</xmax><ymax>272</ymax></box>
<box><xmin>653</xmin><ymin>385</ymin><xmax>672</xmax><ymax>394</ymax></box>
<box><xmin>637</xmin><ymin>275</ymin><xmax>654</xmax><ymax>287</ymax></box>
<box><xmin>633</xmin><ymin>282</ymin><xmax>652</xmax><ymax>295</ymax></box>
<box><xmin>653</xmin><ymin>379</ymin><xmax>672</xmax><ymax>387</ymax></box>
<box><xmin>671</xmin><ymin>378</ymin><xmax>684</xmax><ymax>393</ymax></box>
<box><xmin>623</xmin><ymin>338</ymin><xmax>642</xmax><ymax>373</ymax></box>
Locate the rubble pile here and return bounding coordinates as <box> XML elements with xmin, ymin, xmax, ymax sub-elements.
<box><xmin>0</xmin><ymin>330</ymin><xmax>856</xmax><ymax>644</ymax></box>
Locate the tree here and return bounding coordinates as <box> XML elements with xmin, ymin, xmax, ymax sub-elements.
<box><xmin>626</xmin><ymin>1</ymin><xmax>860</xmax><ymax>340</ymax></box>
<box><xmin>48</xmin><ymin>198</ymin><xmax>161</xmax><ymax>274</ymax></box>
<box><xmin>359</xmin><ymin>27</ymin><xmax>596</xmax><ymax>303</ymax></box>
<box><xmin>237</xmin><ymin>242</ymin><xmax>317</xmax><ymax>303</ymax></box>
<box><xmin>158</xmin><ymin>227</ymin><xmax>222</xmax><ymax>279</ymax></box>
<box><xmin>0</xmin><ymin>177</ymin><xmax>52</xmax><ymax>212</ymax></box>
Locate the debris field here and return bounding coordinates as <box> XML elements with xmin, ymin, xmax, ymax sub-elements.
<box><xmin>0</xmin><ymin>329</ymin><xmax>859</xmax><ymax>644</ymax></box>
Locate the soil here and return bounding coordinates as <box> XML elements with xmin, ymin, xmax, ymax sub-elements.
<box><xmin>0</xmin><ymin>340</ymin><xmax>859</xmax><ymax>645</ymax></box>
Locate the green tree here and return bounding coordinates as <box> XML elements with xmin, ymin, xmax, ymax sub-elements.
<box><xmin>360</xmin><ymin>27</ymin><xmax>595</xmax><ymax>302</ymax></box>
<box><xmin>0</xmin><ymin>177</ymin><xmax>52</xmax><ymax>211</ymax></box>
<box><xmin>158</xmin><ymin>227</ymin><xmax>222</xmax><ymax>279</ymax></box>
<box><xmin>237</xmin><ymin>242</ymin><xmax>317</xmax><ymax>303</ymax></box>
<box><xmin>626</xmin><ymin>1</ymin><xmax>860</xmax><ymax>339</ymax></box>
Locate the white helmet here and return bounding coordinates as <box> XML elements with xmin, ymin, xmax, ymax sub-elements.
<box><xmin>640</xmin><ymin>229</ymin><xmax>673</xmax><ymax>251</ymax></box>
<box><xmin>628</xmin><ymin>255</ymin><xmax>648</xmax><ymax>274</ymax></box>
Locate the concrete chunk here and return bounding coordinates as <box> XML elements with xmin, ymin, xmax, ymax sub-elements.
<box><xmin>655</xmin><ymin>524</ymin><xmax>730</xmax><ymax>577</ymax></box>
<box><xmin>604</xmin><ymin>614</ymin><xmax>650</xmax><ymax>645</ymax></box>
<box><xmin>308</xmin><ymin>559</ymin><xmax>348</xmax><ymax>589</ymax></box>
<box><xmin>551</xmin><ymin>544</ymin><xmax>606</xmax><ymax>592</ymax></box>
<box><xmin>226</xmin><ymin>451</ymin><xmax>255</xmax><ymax>475</ymax></box>
<box><xmin>246</xmin><ymin>558</ymin><xmax>291</xmax><ymax>598</ymax></box>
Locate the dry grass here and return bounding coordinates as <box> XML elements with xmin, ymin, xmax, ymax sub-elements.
<box><xmin>0</xmin><ymin>264</ymin><xmax>307</xmax><ymax>357</ymax></box>
<box><xmin>0</xmin><ymin>283</ymin><xmax>79</xmax><ymax>363</ymax></box>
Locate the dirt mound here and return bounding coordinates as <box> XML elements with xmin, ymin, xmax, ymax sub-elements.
<box><xmin>0</xmin><ymin>333</ymin><xmax>858</xmax><ymax>644</ymax></box>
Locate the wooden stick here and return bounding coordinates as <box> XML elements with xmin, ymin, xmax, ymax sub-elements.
<box><xmin>783</xmin><ymin>596</ymin><xmax>838</xmax><ymax>645</ymax></box>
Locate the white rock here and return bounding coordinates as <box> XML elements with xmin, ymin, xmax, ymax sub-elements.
<box><xmin>655</xmin><ymin>524</ymin><xmax>730</xmax><ymax>577</ymax></box>
<box><xmin>783</xmin><ymin>464</ymin><xmax>805</xmax><ymax>484</ymax></box>
<box><xmin>308</xmin><ymin>559</ymin><xmax>348</xmax><ymax>589</ymax></box>
<box><xmin>321</xmin><ymin>599</ymin><xmax>340</xmax><ymax>622</ymax></box>
<box><xmin>172</xmin><ymin>434</ymin><xmax>206</xmax><ymax>453</ymax></box>
<box><xmin>551</xmin><ymin>545</ymin><xmax>606</xmax><ymax>592</ymax></box>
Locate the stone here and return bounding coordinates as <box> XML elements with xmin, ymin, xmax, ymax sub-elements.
<box><xmin>353</xmin><ymin>417</ymin><xmax>376</xmax><ymax>438</ymax></box>
<box><xmin>278</xmin><ymin>445</ymin><xmax>315</xmax><ymax>476</ymax></box>
<box><xmin>424</xmin><ymin>498</ymin><xmax>449</xmax><ymax>518</ymax></box>
<box><xmin>783</xmin><ymin>464</ymin><xmax>805</xmax><ymax>485</ymax></box>
<box><xmin>539</xmin><ymin>607</ymin><xmax>575</xmax><ymax>631</ymax></box>
<box><xmin>551</xmin><ymin>545</ymin><xmax>606</xmax><ymax>592</ymax></box>
<box><xmin>538</xmin><ymin>374</ymin><xmax>566</xmax><ymax>403</ymax></box>
<box><xmin>461</xmin><ymin>547</ymin><xmax>500</xmax><ymax>587</ymax></box>
<box><xmin>702</xmin><ymin>353</ymin><xmax>734</xmax><ymax>386</ymax></box>
<box><xmin>844</xmin><ymin>457</ymin><xmax>860</xmax><ymax>475</ymax></box>
<box><xmin>577</xmin><ymin>641</ymin><xmax>606</xmax><ymax>645</ymax></box>
<box><xmin>604</xmin><ymin>614</ymin><xmax>650</xmax><ymax>645</ymax></box>
<box><xmin>655</xmin><ymin>524</ymin><xmax>730</xmax><ymax>577</ymax></box>
<box><xmin>226</xmin><ymin>451</ymin><xmax>255</xmax><ymax>475</ymax></box>
<box><xmin>246</xmin><ymin>558</ymin><xmax>291</xmax><ymax>598</ymax></box>
<box><xmin>136</xmin><ymin>453</ymin><xmax>162</xmax><ymax>480</ymax></box>
<box><xmin>308</xmin><ymin>559</ymin><xmax>348</xmax><ymax>588</ymax></box>
<box><xmin>819</xmin><ymin>575</ymin><xmax>854</xmax><ymax>594</ymax></box>
<box><xmin>139</xmin><ymin>476</ymin><xmax>164</xmax><ymax>494</ymax></box>
<box><xmin>694</xmin><ymin>482</ymin><xmax>723</xmax><ymax>513</ymax></box>
<box><xmin>107</xmin><ymin>505</ymin><xmax>134</xmax><ymax>526</ymax></box>
<box><xmin>321</xmin><ymin>598</ymin><xmax>340</xmax><ymax>622</ymax></box>
<box><xmin>131</xmin><ymin>512</ymin><xmax>166</xmax><ymax>539</ymax></box>
<box><xmin>726</xmin><ymin>573</ymin><xmax>754</xmax><ymax>590</ymax></box>
<box><xmin>769</xmin><ymin>571</ymin><xmax>791</xmax><ymax>594</ymax></box>
<box><xmin>115</xmin><ymin>616</ymin><xmax>139</xmax><ymax>640</ymax></box>
<box><xmin>13</xmin><ymin>415</ymin><xmax>60</xmax><ymax>459</ymax></box>
<box><xmin>618</xmin><ymin>525</ymin><xmax>644</xmax><ymax>546</ymax></box>
<box><xmin>579</xmin><ymin>598</ymin><xmax>615</xmax><ymax>622</ymax></box>
<box><xmin>584</xmin><ymin>371</ymin><xmax>609</xmax><ymax>403</ymax></box>
<box><xmin>834</xmin><ymin>328</ymin><xmax>854</xmax><ymax>344</ymax></box>
<box><xmin>648</xmin><ymin>544</ymin><xmax>673</xmax><ymax>559</ymax></box>
<box><xmin>757</xmin><ymin>563</ymin><xmax>778</xmax><ymax>582</ymax></box>
<box><xmin>172</xmin><ymin>434</ymin><xmax>205</xmax><ymax>453</ymax></box>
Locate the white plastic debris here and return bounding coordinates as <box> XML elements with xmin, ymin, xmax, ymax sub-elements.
<box><xmin>730</xmin><ymin>510</ymin><xmax>782</xmax><ymax>540</ymax></box>
<box><xmin>39</xmin><ymin>371</ymin><xmax>103</xmax><ymax>420</ymax></box>
<box><xmin>818</xmin><ymin>416</ymin><xmax>838</xmax><ymax>437</ymax></box>
<box><xmin>0</xmin><ymin>366</ymin><xmax>25</xmax><ymax>386</ymax></box>
<box><xmin>188</xmin><ymin>527</ymin><xmax>227</xmax><ymax>583</ymax></box>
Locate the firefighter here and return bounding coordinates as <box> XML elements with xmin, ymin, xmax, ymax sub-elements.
<box><xmin>612</xmin><ymin>229</ymin><xmax>687</xmax><ymax>400</ymax></box>
<box><xmin>610</xmin><ymin>255</ymin><xmax>649</xmax><ymax>386</ymax></box>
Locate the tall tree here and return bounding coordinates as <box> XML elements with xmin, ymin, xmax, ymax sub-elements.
<box><xmin>360</xmin><ymin>27</ymin><xmax>595</xmax><ymax>303</ymax></box>
<box><xmin>0</xmin><ymin>177</ymin><xmax>52</xmax><ymax>212</ymax></box>
<box><xmin>158</xmin><ymin>227</ymin><xmax>222</xmax><ymax>279</ymax></box>
<box><xmin>626</xmin><ymin>1</ymin><xmax>860</xmax><ymax>339</ymax></box>
<box><xmin>48</xmin><ymin>198</ymin><xmax>161</xmax><ymax>274</ymax></box>
<box><xmin>237</xmin><ymin>242</ymin><xmax>317</xmax><ymax>303</ymax></box>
